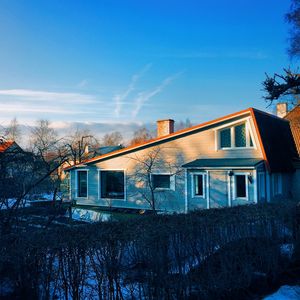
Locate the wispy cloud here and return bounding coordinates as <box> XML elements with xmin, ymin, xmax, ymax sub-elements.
<box><xmin>132</xmin><ymin>72</ymin><xmax>181</xmax><ymax>118</ymax></box>
<box><xmin>160</xmin><ymin>50</ymin><xmax>268</xmax><ymax>60</ymax></box>
<box><xmin>0</xmin><ymin>89</ymin><xmax>96</xmax><ymax>104</ymax></box>
<box><xmin>78</xmin><ymin>79</ymin><xmax>88</xmax><ymax>88</ymax></box>
<box><xmin>114</xmin><ymin>64</ymin><xmax>152</xmax><ymax>117</ymax></box>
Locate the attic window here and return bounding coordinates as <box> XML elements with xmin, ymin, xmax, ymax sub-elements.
<box><xmin>219</xmin><ymin>122</ymin><xmax>254</xmax><ymax>149</ymax></box>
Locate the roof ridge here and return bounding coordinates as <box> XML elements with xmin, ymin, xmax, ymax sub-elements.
<box><xmin>251</xmin><ymin>107</ymin><xmax>290</xmax><ymax>122</ymax></box>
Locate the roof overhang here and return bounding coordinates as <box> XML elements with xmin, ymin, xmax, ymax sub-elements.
<box><xmin>182</xmin><ymin>158</ymin><xmax>264</xmax><ymax>169</ymax></box>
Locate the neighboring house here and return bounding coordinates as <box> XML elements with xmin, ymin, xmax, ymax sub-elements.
<box><xmin>0</xmin><ymin>139</ymin><xmax>26</xmax><ymax>198</ymax></box>
<box><xmin>283</xmin><ymin>103</ymin><xmax>300</xmax><ymax>200</ymax></box>
<box><xmin>65</xmin><ymin>108</ymin><xmax>299</xmax><ymax>213</ymax></box>
<box><xmin>284</xmin><ymin>103</ymin><xmax>300</xmax><ymax>156</ymax></box>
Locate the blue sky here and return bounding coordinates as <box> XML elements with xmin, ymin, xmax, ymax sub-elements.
<box><xmin>0</xmin><ymin>0</ymin><xmax>293</xmax><ymax>129</ymax></box>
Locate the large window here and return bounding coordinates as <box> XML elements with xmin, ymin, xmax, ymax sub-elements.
<box><xmin>219</xmin><ymin>122</ymin><xmax>254</xmax><ymax>149</ymax></box>
<box><xmin>234</xmin><ymin>174</ymin><xmax>247</xmax><ymax>199</ymax></box>
<box><xmin>152</xmin><ymin>174</ymin><xmax>175</xmax><ymax>190</ymax></box>
<box><xmin>100</xmin><ymin>170</ymin><xmax>125</xmax><ymax>199</ymax></box>
<box><xmin>192</xmin><ymin>173</ymin><xmax>205</xmax><ymax>197</ymax></box>
<box><xmin>77</xmin><ymin>170</ymin><xmax>88</xmax><ymax>198</ymax></box>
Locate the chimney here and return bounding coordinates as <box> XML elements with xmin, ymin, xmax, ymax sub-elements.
<box><xmin>276</xmin><ymin>103</ymin><xmax>288</xmax><ymax>118</ymax></box>
<box><xmin>157</xmin><ymin>119</ymin><xmax>174</xmax><ymax>137</ymax></box>
<box><xmin>84</xmin><ymin>144</ymin><xmax>89</xmax><ymax>155</ymax></box>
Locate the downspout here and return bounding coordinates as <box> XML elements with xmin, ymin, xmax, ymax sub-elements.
<box><xmin>184</xmin><ymin>168</ymin><xmax>188</xmax><ymax>213</ymax></box>
<box><xmin>206</xmin><ymin>170</ymin><xmax>210</xmax><ymax>209</ymax></box>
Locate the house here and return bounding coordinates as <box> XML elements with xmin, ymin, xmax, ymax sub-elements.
<box><xmin>65</xmin><ymin>107</ymin><xmax>299</xmax><ymax>213</ymax></box>
<box><xmin>0</xmin><ymin>139</ymin><xmax>26</xmax><ymax>198</ymax></box>
<box><xmin>284</xmin><ymin>103</ymin><xmax>300</xmax><ymax>156</ymax></box>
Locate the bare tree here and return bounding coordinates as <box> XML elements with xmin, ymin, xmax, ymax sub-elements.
<box><xmin>128</xmin><ymin>147</ymin><xmax>182</xmax><ymax>213</ymax></box>
<box><xmin>102</xmin><ymin>131</ymin><xmax>123</xmax><ymax>146</ymax></box>
<box><xmin>30</xmin><ymin>119</ymin><xmax>58</xmax><ymax>159</ymax></box>
<box><xmin>130</xmin><ymin>127</ymin><xmax>153</xmax><ymax>146</ymax></box>
<box><xmin>175</xmin><ymin>118</ymin><xmax>193</xmax><ymax>131</ymax></box>
<box><xmin>63</xmin><ymin>128</ymin><xmax>99</xmax><ymax>165</ymax></box>
<box><xmin>5</xmin><ymin>117</ymin><xmax>22</xmax><ymax>143</ymax></box>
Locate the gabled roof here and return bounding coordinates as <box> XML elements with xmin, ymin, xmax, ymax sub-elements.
<box><xmin>65</xmin><ymin>107</ymin><xmax>298</xmax><ymax>173</ymax></box>
<box><xmin>182</xmin><ymin>158</ymin><xmax>263</xmax><ymax>168</ymax></box>
<box><xmin>64</xmin><ymin>108</ymin><xmax>252</xmax><ymax>170</ymax></box>
<box><xmin>0</xmin><ymin>140</ymin><xmax>15</xmax><ymax>153</ymax></box>
<box><xmin>251</xmin><ymin>109</ymin><xmax>298</xmax><ymax>172</ymax></box>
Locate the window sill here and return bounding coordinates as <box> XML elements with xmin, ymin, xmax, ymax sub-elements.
<box><xmin>100</xmin><ymin>197</ymin><xmax>126</xmax><ymax>201</ymax></box>
<box><xmin>154</xmin><ymin>188</ymin><xmax>174</xmax><ymax>191</ymax></box>
<box><xmin>193</xmin><ymin>195</ymin><xmax>205</xmax><ymax>198</ymax></box>
<box><xmin>219</xmin><ymin>147</ymin><xmax>254</xmax><ymax>151</ymax></box>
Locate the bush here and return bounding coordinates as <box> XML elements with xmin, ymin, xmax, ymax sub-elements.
<box><xmin>0</xmin><ymin>202</ymin><xmax>299</xmax><ymax>299</ymax></box>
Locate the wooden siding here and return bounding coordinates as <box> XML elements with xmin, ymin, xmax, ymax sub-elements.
<box><xmin>70</xmin><ymin>115</ymin><xmax>264</xmax><ymax>212</ymax></box>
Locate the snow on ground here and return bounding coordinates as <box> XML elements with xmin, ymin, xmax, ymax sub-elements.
<box><xmin>263</xmin><ymin>285</ymin><xmax>300</xmax><ymax>300</ymax></box>
<box><xmin>0</xmin><ymin>198</ymin><xmax>29</xmax><ymax>210</ymax></box>
<box><xmin>70</xmin><ymin>207</ymin><xmax>112</xmax><ymax>223</ymax></box>
<box><xmin>280</xmin><ymin>244</ymin><xmax>294</xmax><ymax>259</ymax></box>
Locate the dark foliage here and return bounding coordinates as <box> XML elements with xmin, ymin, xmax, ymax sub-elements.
<box><xmin>0</xmin><ymin>202</ymin><xmax>299</xmax><ymax>299</ymax></box>
<box><xmin>286</xmin><ymin>0</ymin><xmax>300</xmax><ymax>58</ymax></box>
<box><xmin>263</xmin><ymin>69</ymin><xmax>300</xmax><ymax>103</ymax></box>
<box><xmin>262</xmin><ymin>1</ymin><xmax>300</xmax><ymax>103</ymax></box>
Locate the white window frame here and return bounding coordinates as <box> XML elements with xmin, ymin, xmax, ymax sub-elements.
<box><xmin>191</xmin><ymin>172</ymin><xmax>206</xmax><ymax>198</ymax></box>
<box><xmin>151</xmin><ymin>173</ymin><xmax>176</xmax><ymax>191</ymax></box>
<box><xmin>215</xmin><ymin>118</ymin><xmax>256</xmax><ymax>150</ymax></box>
<box><xmin>98</xmin><ymin>169</ymin><xmax>126</xmax><ymax>201</ymax></box>
<box><xmin>75</xmin><ymin>169</ymin><xmax>89</xmax><ymax>199</ymax></box>
<box><xmin>233</xmin><ymin>172</ymin><xmax>249</xmax><ymax>200</ymax></box>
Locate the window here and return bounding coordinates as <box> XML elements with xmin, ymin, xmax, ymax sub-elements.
<box><xmin>219</xmin><ymin>122</ymin><xmax>254</xmax><ymax>149</ymax></box>
<box><xmin>100</xmin><ymin>170</ymin><xmax>125</xmax><ymax>199</ymax></box>
<box><xmin>272</xmin><ymin>173</ymin><xmax>282</xmax><ymax>196</ymax></box>
<box><xmin>234</xmin><ymin>174</ymin><xmax>247</xmax><ymax>199</ymax></box>
<box><xmin>220</xmin><ymin>128</ymin><xmax>231</xmax><ymax>148</ymax></box>
<box><xmin>235</xmin><ymin>124</ymin><xmax>246</xmax><ymax>147</ymax></box>
<box><xmin>151</xmin><ymin>174</ymin><xmax>175</xmax><ymax>190</ymax></box>
<box><xmin>77</xmin><ymin>170</ymin><xmax>88</xmax><ymax>198</ymax></box>
<box><xmin>152</xmin><ymin>174</ymin><xmax>171</xmax><ymax>189</ymax></box>
<box><xmin>192</xmin><ymin>173</ymin><xmax>205</xmax><ymax>197</ymax></box>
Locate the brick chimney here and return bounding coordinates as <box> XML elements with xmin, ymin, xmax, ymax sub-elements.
<box><xmin>276</xmin><ymin>103</ymin><xmax>288</xmax><ymax>118</ymax></box>
<box><xmin>157</xmin><ymin>119</ymin><xmax>174</xmax><ymax>137</ymax></box>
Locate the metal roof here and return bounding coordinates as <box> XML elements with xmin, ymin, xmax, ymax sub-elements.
<box><xmin>182</xmin><ymin>158</ymin><xmax>264</xmax><ymax>168</ymax></box>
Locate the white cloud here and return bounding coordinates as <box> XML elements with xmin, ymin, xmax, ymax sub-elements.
<box><xmin>114</xmin><ymin>64</ymin><xmax>152</xmax><ymax>117</ymax></box>
<box><xmin>0</xmin><ymin>89</ymin><xmax>96</xmax><ymax>104</ymax></box>
<box><xmin>0</xmin><ymin>103</ymin><xmax>91</xmax><ymax>115</ymax></box>
<box><xmin>132</xmin><ymin>72</ymin><xmax>181</xmax><ymax>118</ymax></box>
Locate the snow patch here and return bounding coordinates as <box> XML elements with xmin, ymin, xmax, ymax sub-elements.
<box><xmin>280</xmin><ymin>244</ymin><xmax>294</xmax><ymax>259</ymax></box>
<box><xmin>70</xmin><ymin>208</ymin><xmax>112</xmax><ymax>223</ymax></box>
<box><xmin>264</xmin><ymin>285</ymin><xmax>300</xmax><ymax>300</ymax></box>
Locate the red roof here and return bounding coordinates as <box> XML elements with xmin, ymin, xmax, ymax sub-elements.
<box><xmin>0</xmin><ymin>141</ymin><xmax>14</xmax><ymax>153</ymax></box>
<box><xmin>64</xmin><ymin>107</ymin><xmax>298</xmax><ymax>173</ymax></box>
<box><xmin>64</xmin><ymin>107</ymin><xmax>251</xmax><ymax>170</ymax></box>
